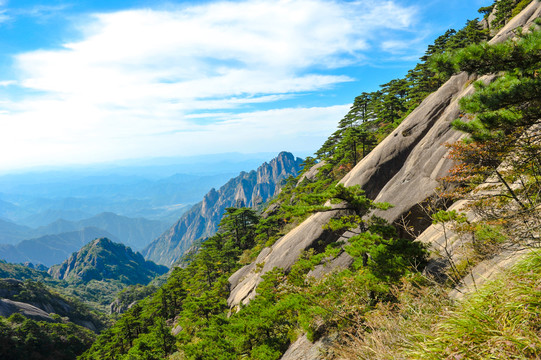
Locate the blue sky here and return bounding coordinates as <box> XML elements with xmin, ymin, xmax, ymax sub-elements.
<box><xmin>0</xmin><ymin>0</ymin><xmax>491</xmax><ymax>172</ymax></box>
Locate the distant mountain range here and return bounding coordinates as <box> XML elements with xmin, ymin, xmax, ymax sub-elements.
<box><xmin>0</xmin><ymin>227</ymin><xmax>118</xmax><ymax>267</ymax></box>
<box><xmin>0</xmin><ymin>153</ymin><xmax>281</xmax><ymax>227</ymax></box>
<box><xmin>33</xmin><ymin>212</ymin><xmax>169</xmax><ymax>250</ymax></box>
<box><xmin>0</xmin><ymin>211</ymin><xmax>172</xmax><ymax>267</ymax></box>
<box><xmin>143</xmin><ymin>152</ymin><xmax>304</xmax><ymax>267</ymax></box>
<box><xmin>0</xmin><ymin>218</ymin><xmax>31</xmax><ymax>245</ymax></box>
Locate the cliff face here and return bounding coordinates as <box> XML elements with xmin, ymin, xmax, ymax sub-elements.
<box><xmin>143</xmin><ymin>152</ymin><xmax>304</xmax><ymax>267</ymax></box>
<box><xmin>227</xmin><ymin>70</ymin><xmax>479</xmax><ymax>309</ymax></box>
<box><xmin>226</xmin><ymin>3</ymin><xmax>541</xmax><ymax>358</ymax></box>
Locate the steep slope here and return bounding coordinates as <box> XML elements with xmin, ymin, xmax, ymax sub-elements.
<box><xmin>226</xmin><ymin>1</ymin><xmax>541</xmax><ymax>311</ymax></box>
<box><xmin>228</xmin><ymin>71</ymin><xmax>478</xmax><ymax>309</ymax></box>
<box><xmin>143</xmin><ymin>151</ymin><xmax>304</xmax><ymax>266</ymax></box>
<box><xmin>78</xmin><ymin>3</ymin><xmax>541</xmax><ymax>360</ymax></box>
<box><xmin>0</xmin><ymin>227</ymin><xmax>118</xmax><ymax>267</ymax></box>
<box><xmin>49</xmin><ymin>238</ymin><xmax>168</xmax><ymax>285</ymax></box>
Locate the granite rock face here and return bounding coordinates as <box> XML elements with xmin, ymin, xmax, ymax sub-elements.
<box><xmin>224</xmin><ymin>4</ymin><xmax>541</xmax><ymax>359</ymax></box>
<box><xmin>143</xmin><ymin>152</ymin><xmax>304</xmax><ymax>267</ymax></box>
<box><xmin>0</xmin><ymin>278</ymin><xmax>101</xmax><ymax>331</ymax></box>
<box><xmin>227</xmin><ymin>71</ymin><xmax>479</xmax><ymax>309</ymax></box>
<box><xmin>228</xmin><ymin>209</ymin><xmax>345</xmax><ymax>308</ymax></box>
<box><xmin>0</xmin><ymin>298</ymin><xmax>53</xmax><ymax>322</ymax></box>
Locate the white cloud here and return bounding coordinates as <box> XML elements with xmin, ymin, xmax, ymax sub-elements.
<box><xmin>1</xmin><ymin>0</ymin><xmax>419</xmax><ymax>170</ymax></box>
<box><xmin>0</xmin><ymin>80</ymin><xmax>15</xmax><ymax>86</ymax></box>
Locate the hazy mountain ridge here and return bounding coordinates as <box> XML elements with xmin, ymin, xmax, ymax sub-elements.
<box><xmin>0</xmin><ymin>153</ymin><xmax>280</xmax><ymax>226</ymax></box>
<box><xmin>143</xmin><ymin>151</ymin><xmax>304</xmax><ymax>266</ymax></box>
<box><xmin>0</xmin><ymin>212</ymin><xmax>173</xmax><ymax>267</ymax></box>
<box><xmin>34</xmin><ymin>212</ymin><xmax>169</xmax><ymax>250</ymax></box>
<box><xmin>0</xmin><ymin>218</ymin><xmax>32</xmax><ymax>245</ymax></box>
<box><xmin>0</xmin><ymin>227</ymin><xmax>118</xmax><ymax>267</ymax></box>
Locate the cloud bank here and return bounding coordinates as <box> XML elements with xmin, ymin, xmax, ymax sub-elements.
<box><xmin>0</xmin><ymin>0</ymin><xmax>419</xmax><ymax>170</ymax></box>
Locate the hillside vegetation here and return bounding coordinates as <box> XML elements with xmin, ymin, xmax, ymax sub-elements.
<box><xmin>80</xmin><ymin>2</ymin><xmax>541</xmax><ymax>359</ymax></box>
<box><xmin>4</xmin><ymin>1</ymin><xmax>539</xmax><ymax>359</ymax></box>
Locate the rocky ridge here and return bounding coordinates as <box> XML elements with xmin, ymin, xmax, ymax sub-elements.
<box><xmin>224</xmin><ymin>3</ymin><xmax>541</xmax><ymax>358</ymax></box>
<box><xmin>0</xmin><ymin>278</ymin><xmax>103</xmax><ymax>331</ymax></box>
<box><xmin>143</xmin><ymin>151</ymin><xmax>304</xmax><ymax>267</ymax></box>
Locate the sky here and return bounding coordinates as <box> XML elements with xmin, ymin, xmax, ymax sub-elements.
<box><xmin>0</xmin><ymin>0</ymin><xmax>492</xmax><ymax>173</ymax></box>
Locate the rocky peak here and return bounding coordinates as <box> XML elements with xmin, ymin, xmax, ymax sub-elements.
<box><xmin>143</xmin><ymin>152</ymin><xmax>304</xmax><ymax>267</ymax></box>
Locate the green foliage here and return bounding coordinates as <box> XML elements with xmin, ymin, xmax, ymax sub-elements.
<box><xmin>80</xmin><ymin>6</ymin><xmax>517</xmax><ymax>360</ymax></box>
<box><xmin>0</xmin><ymin>260</ymin><xmax>51</xmax><ymax>281</ymax></box>
<box><xmin>490</xmin><ymin>0</ymin><xmax>534</xmax><ymax>29</ymax></box>
<box><xmin>51</xmin><ymin>238</ymin><xmax>168</xmax><ymax>286</ymax></box>
<box><xmin>512</xmin><ymin>0</ymin><xmax>534</xmax><ymax>16</ymax></box>
<box><xmin>0</xmin><ymin>279</ymin><xmax>108</xmax><ymax>332</ymax></box>
<box><xmin>81</xmin><ymin>182</ymin><xmax>427</xmax><ymax>360</ymax></box>
<box><xmin>110</xmin><ymin>284</ymin><xmax>158</xmax><ymax>315</ymax></box>
<box><xmin>0</xmin><ymin>315</ymin><xmax>96</xmax><ymax>360</ymax></box>
<box><xmin>435</xmin><ymin>28</ymin><xmax>541</xmax><ymax>247</ymax></box>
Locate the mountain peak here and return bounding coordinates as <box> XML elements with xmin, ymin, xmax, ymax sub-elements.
<box><xmin>143</xmin><ymin>152</ymin><xmax>304</xmax><ymax>266</ymax></box>
<box><xmin>49</xmin><ymin>237</ymin><xmax>167</xmax><ymax>284</ymax></box>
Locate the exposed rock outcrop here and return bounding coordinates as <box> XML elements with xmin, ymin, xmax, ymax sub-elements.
<box><xmin>0</xmin><ymin>298</ymin><xmax>54</xmax><ymax>322</ymax></box>
<box><xmin>227</xmin><ymin>1</ymin><xmax>541</xmax><ymax>316</ymax></box>
<box><xmin>280</xmin><ymin>334</ymin><xmax>336</xmax><ymax>360</ymax></box>
<box><xmin>228</xmin><ymin>209</ymin><xmax>345</xmax><ymax>307</ymax></box>
<box><xmin>143</xmin><ymin>152</ymin><xmax>304</xmax><ymax>267</ymax></box>
<box><xmin>227</xmin><ymin>71</ymin><xmax>478</xmax><ymax>309</ymax></box>
<box><xmin>0</xmin><ymin>278</ymin><xmax>102</xmax><ymax>331</ymax></box>
<box><xmin>223</xmin><ymin>4</ymin><xmax>541</xmax><ymax>358</ymax></box>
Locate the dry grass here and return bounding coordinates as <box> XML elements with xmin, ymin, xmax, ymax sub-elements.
<box><xmin>410</xmin><ymin>251</ymin><xmax>541</xmax><ymax>360</ymax></box>
<box><xmin>331</xmin><ymin>278</ymin><xmax>452</xmax><ymax>360</ymax></box>
<box><xmin>332</xmin><ymin>252</ymin><xmax>541</xmax><ymax>360</ymax></box>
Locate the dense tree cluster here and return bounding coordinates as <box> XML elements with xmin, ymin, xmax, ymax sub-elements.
<box><xmin>0</xmin><ymin>313</ymin><xmax>95</xmax><ymax>360</ymax></box>
<box><xmin>80</xmin><ymin>183</ymin><xmax>426</xmax><ymax>360</ymax></box>
<box><xmin>436</xmin><ymin>23</ymin><xmax>541</xmax><ymax>248</ymax></box>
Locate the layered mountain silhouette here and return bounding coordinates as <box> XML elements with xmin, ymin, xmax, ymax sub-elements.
<box><xmin>0</xmin><ymin>212</ymin><xmax>171</xmax><ymax>266</ymax></box>
<box><xmin>34</xmin><ymin>212</ymin><xmax>169</xmax><ymax>250</ymax></box>
<box><xmin>0</xmin><ymin>227</ymin><xmax>118</xmax><ymax>267</ymax></box>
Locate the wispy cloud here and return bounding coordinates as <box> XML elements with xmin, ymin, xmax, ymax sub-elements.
<box><xmin>0</xmin><ymin>0</ymin><xmax>419</xmax><ymax>170</ymax></box>
<box><xmin>0</xmin><ymin>0</ymin><xmax>9</xmax><ymax>24</ymax></box>
<box><xmin>15</xmin><ymin>4</ymin><xmax>71</xmax><ymax>18</ymax></box>
<box><xmin>0</xmin><ymin>80</ymin><xmax>15</xmax><ymax>86</ymax></box>
<box><xmin>0</xmin><ymin>2</ymin><xmax>70</xmax><ymax>24</ymax></box>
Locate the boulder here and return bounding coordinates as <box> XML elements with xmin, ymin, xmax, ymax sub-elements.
<box><xmin>0</xmin><ymin>298</ymin><xmax>54</xmax><ymax>322</ymax></box>
<box><xmin>280</xmin><ymin>334</ymin><xmax>336</xmax><ymax>360</ymax></box>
